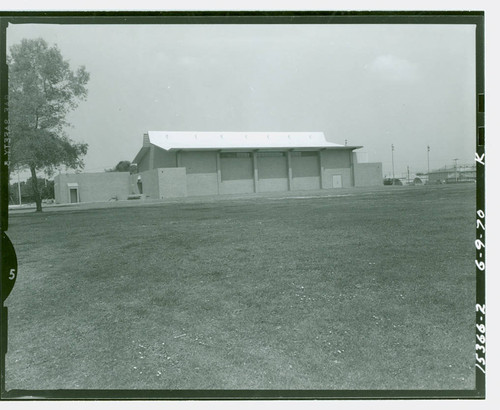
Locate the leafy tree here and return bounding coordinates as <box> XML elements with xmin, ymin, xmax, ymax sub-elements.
<box><xmin>9</xmin><ymin>178</ymin><xmax>54</xmax><ymax>205</ymax></box>
<box><xmin>106</xmin><ymin>160</ymin><xmax>131</xmax><ymax>172</ymax></box>
<box><xmin>8</xmin><ymin>38</ymin><xmax>90</xmax><ymax>211</ymax></box>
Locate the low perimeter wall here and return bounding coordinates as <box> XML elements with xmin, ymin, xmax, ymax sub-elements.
<box><xmin>353</xmin><ymin>163</ymin><xmax>383</xmax><ymax>187</ymax></box>
<box><xmin>131</xmin><ymin>168</ymin><xmax>187</xmax><ymax>199</ymax></box>
<box><xmin>54</xmin><ymin>172</ymin><xmax>130</xmax><ymax>204</ymax></box>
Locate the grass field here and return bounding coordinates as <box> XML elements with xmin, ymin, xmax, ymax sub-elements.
<box><xmin>5</xmin><ymin>184</ymin><xmax>476</xmax><ymax>391</ymax></box>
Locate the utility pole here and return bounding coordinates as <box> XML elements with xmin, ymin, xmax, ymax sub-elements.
<box><xmin>391</xmin><ymin>144</ymin><xmax>395</xmax><ymax>185</ymax></box>
<box><xmin>407</xmin><ymin>165</ymin><xmax>410</xmax><ymax>185</ymax></box>
<box><xmin>453</xmin><ymin>158</ymin><xmax>459</xmax><ymax>183</ymax></box>
<box><xmin>427</xmin><ymin>145</ymin><xmax>430</xmax><ymax>178</ymax></box>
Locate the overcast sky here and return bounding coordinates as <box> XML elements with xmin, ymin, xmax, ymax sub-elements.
<box><xmin>7</xmin><ymin>22</ymin><xmax>476</xmax><ymax>178</ymax></box>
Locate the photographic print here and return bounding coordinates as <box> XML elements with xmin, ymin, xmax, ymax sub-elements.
<box><xmin>0</xmin><ymin>11</ymin><xmax>484</xmax><ymax>400</ymax></box>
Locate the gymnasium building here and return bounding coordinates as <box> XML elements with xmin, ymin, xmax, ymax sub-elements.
<box><xmin>54</xmin><ymin>131</ymin><xmax>383</xmax><ymax>203</ymax></box>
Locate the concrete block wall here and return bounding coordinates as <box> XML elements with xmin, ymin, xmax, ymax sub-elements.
<box><xmin>54</xmin><ymin>172</ymin><xmax>130</xmax><ymax>204</ymax></box>
<box><xmin>320</xmin><ymin>150</ymin><xmax>352</xmax><ymax>188</ymax></box>
<box><xmin>258</xmin><ymin>177</ymin><xmax>289</xmax><ymax>192</ymax></box>
<box><xmin>220</xmin><ymin>156</ymin><xmax>253</xmax><ymax>181</ymax></box>
<box><xmin>153</xmin><ymin>147</ymin><xmax>177</xmax><ymax>168</ymax></box>
<box><xmin>158</xmin><ymin>168</ymin><xmax>187</xmax><ymax>198</ymax></box>
<box><xmin>322</xmin><ymin>168</ymin><xmax>352</xmax><ymax>188</ymax></box>
<box><xmin>291</xmin><ymin>154</ymin><xmax>321</xmax><ymax>190</ymax></box>
<box><xmin>139</xmin><ymin>169</ymin><xmax>160</xmax><ymax>199</ymax></box>
<box><xmin>219</xmin><ymin>155</ymin><xmax>254</xmax><ymax>195</ymax></box>
<box><xmin>322</xmin><ymin>150</ymin><xmax>351</xmax><ymax>168</ymax></box>
<box><xmin>53</xmin><ymin>175</ymin><xmax>64</xmax><ymax>203</ymax></box>
<box><xmin>219</xmin><ymin>180</ymin><xmax>254</xmax><ymax>195</ymax></box>
<box><xmin>257</xmin><ymin>155</ymin><xmax>288</xmax><ymax>192</ymax></box>
<box><xmin>181</xmin><ymin>151</ymin><xmax>219</xmax><ymax>196</ymax></box>
<box><xmin>292</xmin><ymin>176</ymin><xmax>321</xmax><ymax>190</ymax></box>
<box><xmin>353</xmin><ymin>163</ymin><xmax>383</xmax><ymax>187</ymax></box>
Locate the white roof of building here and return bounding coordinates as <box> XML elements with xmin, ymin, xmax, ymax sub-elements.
<box><xmin>133</xmin><ymin>131</ymin><xmax>362</xmax><ymax>163</ymax></box>
<box><xmin>148</xmin><ymin>131</ymin><xmax>352</xmax><ymax>150</ymax></box>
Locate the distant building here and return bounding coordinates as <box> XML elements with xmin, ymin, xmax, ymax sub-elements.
<box><xmin>427</xmin><ymin>164</ymin><xmax>476</xmax><ymax>184</ymax></box>
<box><xmin>55</xmin><ymin>131</ymin><xmax>384</xmax><ymax>204</ymax></box>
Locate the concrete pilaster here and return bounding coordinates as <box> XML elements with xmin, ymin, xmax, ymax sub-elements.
<box><xmin>216</xmin><ymin>151</ymin><xmax>221</xmax><ymax>194</ymax></box>
<box><xmin>319</xmin><ymin>149</ymin><xmax>324</xmax><ymax>189</ymax></box>
<box><xmin>350</xmin><ymin>150</ymin><xmax>356</xmax><ymax>187</ymax></box>
<box><xmin>287</xmin><ymin>151</ymin><xmax>293</xmax><ymax>191</ymax></box>
<box><xmin>252</xmin><ymin>151</ymin><xmax>259</xmax><ymax>193</ymax></box>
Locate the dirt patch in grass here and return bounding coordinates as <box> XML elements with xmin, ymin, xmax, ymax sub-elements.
<box><xmin>5</xmin><ymin>184</ymin><xmax>476</xmax><ymax>390</ymax></box>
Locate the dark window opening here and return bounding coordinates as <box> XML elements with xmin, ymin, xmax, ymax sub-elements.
<box><xmin>257</xmin><ymin>152</ymin><xmax>285</xmax><ymax>158</ymax></box>
<box><xmin>220</xmin><ymin>152</ymin><xmax>251</xmax><ymax>158</ymax></box>
<box><xmin>292</xmin><ymin>151</ymin><xmax>318</xmax><ymax>157</ymax></box>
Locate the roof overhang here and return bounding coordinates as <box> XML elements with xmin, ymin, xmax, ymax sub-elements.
<box><xmin>131</xmin><ymin>131</ymin><xmax>364</xmax><ymax>162</ymax></box>
<box><xmin>167</xmin><ymin>146</ymin><xmax>364</xmax><ymax>152</ymax></box>
<box><xmin>145</xmin><ymin>131</ymin><xmax>361</xmax><ymax>151</ymax></box>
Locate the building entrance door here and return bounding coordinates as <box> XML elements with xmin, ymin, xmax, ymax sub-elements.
<box><xmin>332</xmin><ymin>175</ymin><xmax>342</xmax><ymax>188</ymax></box>
<box><xmin>70</xmin><ymin>188</ymin><xmax>78</xmax><ymax>203</ymax></box>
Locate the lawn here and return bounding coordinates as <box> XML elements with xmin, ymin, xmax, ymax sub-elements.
<box><xmin>4</xmin><ymin>184</ymin><xmax>476</xmax><ymax>391</ymax></box>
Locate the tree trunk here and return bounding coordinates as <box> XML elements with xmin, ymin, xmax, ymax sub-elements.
<box><xmin>30</xmin><ymin>165</ymin><xmax>42</xmax><ymax>212</ymax></box>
